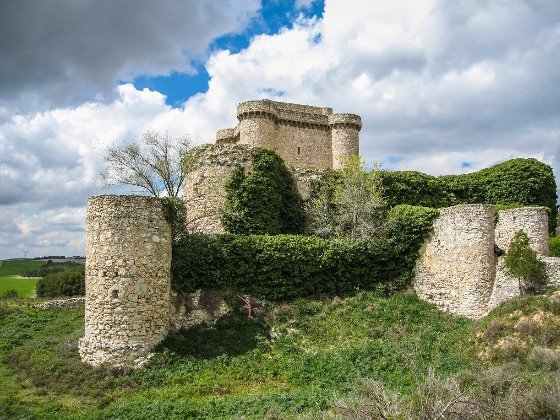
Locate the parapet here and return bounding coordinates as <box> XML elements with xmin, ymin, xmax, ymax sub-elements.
<box><xmin>218</xmin><ymin>99</ymin><xmax>361</xmax><ymax>170</ymax></box>
<box><xmin>328</xmin><ymin>113</ymin><xmax>362</xmax><ymax>130</ymax></box>
<box><xmin>216</xmin><ymin>128</ymin><xmax>236</xmax><ymax>144</ymax></box>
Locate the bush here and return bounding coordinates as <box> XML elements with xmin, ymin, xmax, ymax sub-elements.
<box><xmin>504</xmin><ymin>230</ymin><xmax>548</xmax><ymax>294</ymax></box>
<box><xmin>172</xmin><ymin>206</ymin><xmax>437</xmax><ymax>300</ymax></box>
<box><xmin>550</xmin><ymin>236</ymin><xmax>560</xmax><ymax>257</ymax></box>
<box><xmin>221</xmin><ymin>149</ymin><xmax>305</xmax><ymax>235</ymax></box>
<box><xmin>0</xmin><ymin>289</ymin><xmax>18</xmax><ymax>299</ymax></box>
<box><xmin>380</xmin><ymin>158</ymin><xmax>557</xmax><ymax>233</ymax></box>
<box><xmin>173</xmin><ymin>235</ymin><xmax>404</xmax><ymax>300</ymax></box>
<box><xmin>21</xmin><ymin>261</ymin><xmax>82</xmax><ymax>278</ymax></box>
<box><xmin>36</xmin><ymin>265</ymin><xmax>85</xmax><ymax>298</ymax></box>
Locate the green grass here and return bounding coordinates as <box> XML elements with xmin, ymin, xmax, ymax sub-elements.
<box><xmin>0</xmin><ymin>291</ymin><xmax>477</xmax><ymax>418</ymax></box>
<box><xmin>2</xmin><ymin>290</ymin><xmax>558</xmax><ymax>418</ymax></box>
<box><xmin>0</xmin><ymin>259</ymin><xmax>44</xmax><ymax>297</ymax></box>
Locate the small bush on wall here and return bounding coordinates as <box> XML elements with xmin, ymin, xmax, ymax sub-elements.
<box><xmin>505</xmin><ymin>230</ymin><xmax>548</xmax><ymax>294</ymax></box>
<box><xmin>221</xmin><ymin>149</ymin><xmax>305</xmax><ymax>235</ymax></box>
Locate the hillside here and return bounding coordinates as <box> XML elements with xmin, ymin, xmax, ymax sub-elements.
<box><xmin>0</xmin><ymin>260</ymin><xmax>44</xmax><ymax>298</ymax></box>
<box><xmin>1</xmin><ymin>290</ymin><xmax>559</xmax><ymax>419</ymax></box>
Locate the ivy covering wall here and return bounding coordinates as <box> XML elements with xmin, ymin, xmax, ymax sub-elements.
<box><xmin>379</xmin><ymin>158</ymin><xmax>558</xmax><ymax>232</ymax></box>
<box><xmin>172</xmin><ymin>205</ymin><xmax>438</xmax><ymax>300</ymax></box>
<box><xmin>221</xmin><ymin>149</ymin><xmax>305</xmax><ymax>235</ymax></box>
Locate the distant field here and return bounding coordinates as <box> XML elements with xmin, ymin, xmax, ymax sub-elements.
<box><xmin>0</xmin><ymin>259</ymin><xmax>44</xmax><ymax>297</ymax></box>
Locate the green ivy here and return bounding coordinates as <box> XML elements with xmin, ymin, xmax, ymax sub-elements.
<box><xmin>221</xmin><ymin>149</ymin><xmax>305</xmax><ymax>235</ymax></box>
<box><xmin>379</xmin><ymin>158</ymin><xmax>557</xmax><ymax>233</ymax></box>
<box><xmin>172</xmin><ymin>205</ymin><xmax>438</xmax><ymax>300</ymax></box>
<box><xmin>550</xmin><ymin>236</ymin><xmax>560</xmax><ymax>257</ymax></box>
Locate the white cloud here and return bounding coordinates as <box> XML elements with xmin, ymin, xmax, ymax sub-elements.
<box><xmin>1</xmin><ymin>0</ymin><xmax>560</xmax><ymax>258</ymax></box>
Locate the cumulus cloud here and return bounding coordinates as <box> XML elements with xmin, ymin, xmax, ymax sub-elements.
<box><xmin>0</xmin><ymin>0</ymin><xmax>260</xmax><ymax>112</ymax></box>
<box><xmin>1</xmin><ymin>0</ymin><xmax>560</xmax><ymax>258</ymax></box>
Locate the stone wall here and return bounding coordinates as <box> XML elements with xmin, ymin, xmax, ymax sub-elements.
<box><xmin>184</xmin><ymin>144</ymin><xmax>256</xmax><ymax>234</ymax></box>
<box><xmin>216</xmin><ymin>99</ymin><xmax>361</xmax><ymax>171</ymax></box>
<box><xmin>78</xmin><ymin>195</ymin><xmax>172</xmax><ymax>367</ymax></box>
<box><xmin>416</xmin><ymin>204</ymin><xmax>560</xmax><ymax>318</ymax></box>
<box><xmin>415</xmin><ymin>204</ymin><xmax>496</xmax><ymax>318</ymax></box>
<box><xmin>495</xmin><ymin>207</ymin><xmax>549</xmax><ymax>256</ymax></box>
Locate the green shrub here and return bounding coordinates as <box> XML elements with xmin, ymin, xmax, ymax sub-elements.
<box><xmin>380</xmin><ymin>158</ymin><xmax>557</xmax><ymax>233</ymax></box>
<box><xmin>504</xmin><ymin>230</ymin><xmax>548</xmax><ymax>294</ymax></box>
<box><xmin>550</xmin><ymin>237</ymin><xmax>560</xmax><ymax>257</ymax></box>
<box><xmin>21</xmin><ymin>261</ymin><xmax>82</xmax><ymax>278</ymax></box>
<box><xmin>0</xmin><ymin>289</ymin><xmax>18</xmax><ymax>299</ymax></box>
<box><xmin>173</xmin><ymin>235</ymin><xmax>399</xmax><ymax>300</ymax></box>
<box><xmin>221</xmin><ymin>149</ymin><xmax>305</xmax><ymax>235</ymax></box>
<box><xmin>36</xmin><ymin>265</ymin><xmax>85</xmax><ymax>298</ymax></box>
<box><xmin>172</xmin><ymin>207</ymin><xmax>437</xmax><ymax>300</ymax></box>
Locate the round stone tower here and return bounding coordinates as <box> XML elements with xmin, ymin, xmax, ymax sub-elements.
<box><xmin>236</xmin><ymin>99</ymin><xmax>278</xmax><ymax>149</ymax></box>
<box><xmin>78</xmin><ymin>195</ymin><xmax>172</xmax><ymax>367</ymax></box>
<box><xmin>495</xmin><ymin>207</ymin><xmax>549</xmax><ymax>256</ymax></box>
<box><xmin>329</xmin><ymin>113</ymin><xmax>361</xmax><ymax>170</ymax></box>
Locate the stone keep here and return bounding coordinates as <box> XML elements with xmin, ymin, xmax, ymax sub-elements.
<box><xmin>216</xmin><ymin>99</ymin><xmax>361</xmax><ymax>170</ymax></box>
<box><xmin>78</xmin><ymin>195</ymin><xmax>172</xmax><ymax>366</ymax></box>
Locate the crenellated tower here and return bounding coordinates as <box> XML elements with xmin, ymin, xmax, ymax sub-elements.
<box><xmin>216</xmin><ymin>99</ymin><xmax>361</xmax><ymax>170</ymax></box>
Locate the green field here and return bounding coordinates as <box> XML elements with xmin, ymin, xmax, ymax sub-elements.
<box><xmin>0</xmin><ymin>259</ymin><xmax>44</xmax><ymax>297</ymax></box>
<box><xmin>1</xmin><ymin>290</ymin><xmax>559</xmax><ymax>418</ymax></box>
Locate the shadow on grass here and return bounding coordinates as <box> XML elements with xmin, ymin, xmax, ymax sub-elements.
<box><xmin>158</xmin><ymin>311</ymin><xmax>270</xmax><ymax>359</ymax></box>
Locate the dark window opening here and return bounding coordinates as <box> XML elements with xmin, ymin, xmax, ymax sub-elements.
<box><xmin>297</xmin><ymin>146</ymin><xmax>301</xmax><ymax>155</ymax></box>
<box><xmin>111</xmin><ymin>290</ymin><xmax>118</xmax><ymax>299</ymax></box>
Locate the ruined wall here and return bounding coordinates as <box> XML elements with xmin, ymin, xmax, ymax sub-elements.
<box><xmin>416</xmin><ymin>204</ymin><xmax>560</xmax><ymax>318</ymax></box>
<box><xmin>184</xmin><ymin>144</ymin><xmax>256</xmax><ymax>234</ymax></box>
<box><xmin>415</xmin><ymin>204</ymin><xmax>496</xmax><ymax>318</ymax></box>
<box><xmin>495</xmin><ymin>207</ymin><xmax>549</xmax><ymax>256</ymax></box>
<box><xmin>216</xmin><ymin>99</ymin><xmax>361</xmax><ymax>171</ymax></box>
<box><xmin>79</xmin><ymin>195</ymin><xmax>172</xmax><ymax>367</ymax></box>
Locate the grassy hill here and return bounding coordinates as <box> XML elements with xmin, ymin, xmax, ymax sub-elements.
<box><xmin>1</xmin><ymin>290</ymin><xmax>559</xmax><ymax>418</ymax></box>
<box><xmin>0</xmin><ymin>260</ymin><xmax>44</xmax><ymax>297</ymax></box>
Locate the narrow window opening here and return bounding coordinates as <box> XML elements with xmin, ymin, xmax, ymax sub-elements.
<box><xmin>111</xmin><ymin>290</ymin><xmax>118</xmax><ymax>299</ymax></box>
<box><xmin>297</xmin><ymin>146</ymin><xmax>301</xmax><ymax>155</ymax></box>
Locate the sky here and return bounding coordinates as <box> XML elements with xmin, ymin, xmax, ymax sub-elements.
<box><xmin>0</xmin><ymin>0</ymin><xmax>559</xmax><ymax>259</ymax></box>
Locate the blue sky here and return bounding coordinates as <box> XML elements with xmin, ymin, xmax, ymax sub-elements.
<box><xmin>0</xmin><ymin>0</ymin><xmax>559</xmax><ymax>259</ymax></box>
<box><xmin>133</xmin><ymin>1</ymin><xmax>325</xmax><ymax>107</ymax></box>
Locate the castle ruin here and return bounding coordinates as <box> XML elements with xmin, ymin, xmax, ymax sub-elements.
<box><xmin>215</xmin><ymin>99</ymin><xmax>361</xmax><ymax>170</ymax></box>
<box><xmin>78</xmin><ymin>99</ymin><xmax>560</xmax><ymax>367</ymax></box>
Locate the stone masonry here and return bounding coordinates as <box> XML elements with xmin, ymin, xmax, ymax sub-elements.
<box><xmin>216</xmin><ymin>99</ymin><xmax>361</xmax><ymax>170</ymax></box>
<box><xmin>416</xmin><ymin>204</ymin><xmax>560</xmax><ymax>318</ymax></box>
<box><xmin>79</xmin><ymin>195</ymin><xmax>172</xmax><ymax>367</ymax></box>
<box><xmin>184</xmin><ymin>143</ymin><xmax>326</xmax><ymax>234</ymax></box>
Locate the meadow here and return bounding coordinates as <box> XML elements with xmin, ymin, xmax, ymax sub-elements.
<box><xmin>1</xmin><ymin>290</ymin><xmax>559</xmax><ymax>418</ymax></box>
<box><xmin>0</xmin><ymin>259</ymin><xmax>44</xmax><ymax>297</ymax></box>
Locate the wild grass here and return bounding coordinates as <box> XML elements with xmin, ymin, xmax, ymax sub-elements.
<box><xmin>0</xmin><ymin>291</ymin><xmax>475</xmax><ymax>418</ymax></box>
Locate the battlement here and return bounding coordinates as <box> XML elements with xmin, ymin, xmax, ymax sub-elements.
<box><xmin>217</xmin><ymin>99</ymin><xmax>361</xmax><ymax>170</ymax></box>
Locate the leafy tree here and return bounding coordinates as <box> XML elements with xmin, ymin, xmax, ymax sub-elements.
<box><xmin>307</xmin><ymin>156</ymin><xmax>386</xmax><ymax>238</ymax></box>
<box><xmin>101</xmin><ymin>131</ymin><xmax>194</xmax><ymax>197</ymax></box>
<box><xmin>504</xmin><ymin>230</ymin><xmax>548</xmax><ymax>294</ymax></box>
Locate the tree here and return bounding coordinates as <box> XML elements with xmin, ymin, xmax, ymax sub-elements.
<box><xmin>307</xmin><ymin>156</ymin><xmax>386</xmax><ymax>238</ymax></box>
<box><xmin>101</xmin><ymin>131</ymin><xmax>193</xmax><ymax>197</ymax></box>
<box><xmin>504</xmin><ymin>230</ymin><xmax>548</xmax><ymax>294</ymax></box>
